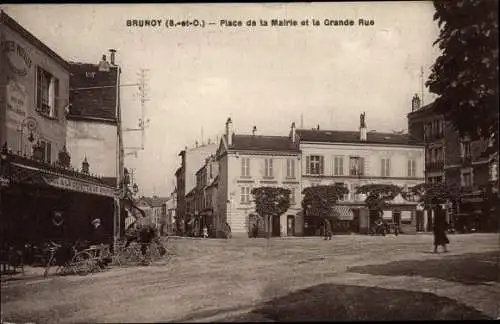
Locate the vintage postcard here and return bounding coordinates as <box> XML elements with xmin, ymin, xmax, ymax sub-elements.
<box><xmin>0</xmin><ymin>2</ymin><xmax>498</xmax><ymax>322</ymax></box>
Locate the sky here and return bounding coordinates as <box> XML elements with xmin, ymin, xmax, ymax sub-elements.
<box><xmin>1</xmin><ymin>3</ymin><xmax>441</xmax><ymax>197</ymax></box>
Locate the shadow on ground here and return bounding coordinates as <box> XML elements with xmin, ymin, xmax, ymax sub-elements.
<box><xmin>348</xmin><ymin>251</ymin><xmax>500</xmax><ymax>285</ymax></box>
<box><xmin>216</xmin><ymin>283</ymin><xmax>491</xmax><ymax>322</ymax></box>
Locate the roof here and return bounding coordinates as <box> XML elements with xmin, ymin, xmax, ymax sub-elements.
<box><xmin>0</xmin><ymin>11</ymin><xmax>69</xmax><ymax>71</ymax></box>
<box><xmin>67</xmin><ymin>62</ymin><xmax>119</xmax><ymax>122</ymax></box>
<box><xmin>206</xmin><ymin>175</ymin><xmax>219</xmax><ymax>189</ymax></box>
<box><xmin>407</xmin><ymin>102</ymin><xmax>439</xmax><ymax>119</ymax></box>
<box><xmin>136</xmin><ymin>196</ymin><xmax>169</xmax><ymax>207</ymax></box>
<box><xmin>295</xmin><ymin>129</ymin><xmax>422</xmax><ymax>146</ymax></box>
<box><xmin>227</xmin><ymin>134</ymin><xmax>300</xmax><ymax>153</ymax></box>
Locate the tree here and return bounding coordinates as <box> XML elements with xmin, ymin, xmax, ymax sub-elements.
<box><xmin>302</xmin><ymin>184</ymin><xmax>349</xmax><ymax>226</ymax></box>
<box><xmin>356</xmin><ymin>184</ymin><xmax>402</xmax><ymax>224</ymax></box>
<box><xmin>251</xmin><ymin>187</ymin><xmax>291</xmax><ymax>238</ymax></box>
<box><xmin>426</xmin><ymin>0</ymin><xmax>499</xmax><ymax>152</ymax></box>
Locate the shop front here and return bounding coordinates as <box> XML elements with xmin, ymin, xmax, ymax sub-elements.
<box><xmin>1</xmin><ymin>153</ymin><xmax>116</xmax><ymax>250</ymax></box>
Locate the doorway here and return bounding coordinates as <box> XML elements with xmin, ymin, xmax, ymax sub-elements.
<box><xmin>287</xmin><ymin>215</ymin><xmax>295</xmax><ymax>236</ymax></box>
<box><xmin>272</xmin><ymin>215</ymin><xmax>281</xmax><ymax>237</ymax></box>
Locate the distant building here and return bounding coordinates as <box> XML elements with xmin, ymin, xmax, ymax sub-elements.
<box><xmin>407</xmin><ymin>94</ymin><xmax>498</xmax><ymax>232</ymax></box>
<box><xmin>216</xmin><ymin>118</ymin><xmax>302</xmax><ymax>237</ymax></box>
<box><xmin>192</xmin><ymin>154</ymin><xmax>219</xmax><ymax>236</ymax></box>
<box><xmin>165</xmin><ymin>191</ymin><xmax>176</xmax><ymax>235</ymax></box>
<box><xmin>175</xmin><ymin>142</ymin><xmax>217</xmax><ymax>234</ymax></box>
<box><xmin>134</xmin><ymin>196</ymin><xmax>168</xmax><ymax>231</ymax></box>
<box><xmin>295</xmin><ymin>111</ymin><xmax>425</xmax><ymax>235</ymax></box>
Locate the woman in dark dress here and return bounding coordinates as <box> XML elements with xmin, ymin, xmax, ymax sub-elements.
<box><xmin>433</xmin><ymin>209</ymin><xmax>450</xmax><ymax>253</ymax></box>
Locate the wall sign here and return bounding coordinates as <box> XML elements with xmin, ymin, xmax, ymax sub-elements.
<box><xmin>1</xmin><ymin>39</ymin><xmax>33</xmax><ymax>77</ymax></box>
<box><xmin>6</xmin><ymin>78</ymin><xmax>28</xmax><ymax>126</ymax></box>
<box><xmin>43</xmin><ymin>175</ymin><xmax>116</xmax><ymax>198</ymax></box>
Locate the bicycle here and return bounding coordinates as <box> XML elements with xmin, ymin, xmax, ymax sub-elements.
<box><xmin>43</xmin><ymin>241</ymin><xmax>96</xmax><ymax>278</ymax></box>
<box><xmin>113</xmin><ymin>240</ymin><xmax>169</xmax><ymax>266</ymax></box>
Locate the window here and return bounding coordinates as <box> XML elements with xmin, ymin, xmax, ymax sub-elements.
<box><xmin>286</xmin><ymin>159</ymin><xmax>295</xmax><ymax>178</ymax></box>
<box><xmin>462</xmin><ymin>171</ymin><xmax>473</xmax><ymax>188</ymax></box>
<box><xmin>289</xmin><ymin>188</ymin><xmax>296</xmax><ymax>204</ymax></box>
<box><xmin>350</xmin><ymin>183</ymin><xmax>359</xmax><ymax>201</ymax></box>
<box><xmin>349</xmin><ymin>157</ymin><xmax>364</xmax><ymax>176</ymax></box>
<box><xmin>241</xmin><ymin>158</ymin><xmax>250</xmax><ymax>177</ymax></box>
<box><xmin>335</xmin><ymin>182</ymin><xmax>348</xmax><ymax>201</ymax></box>
<box><xmin>37</xmin><ymin>140</ymin><xmax>52</xmax><ymax>164</ymax></box>
<box><xmin>334</xmin><ymin>156</ymin><xmax>344</xmax><ymax>176</ymax></box>
<box><xmin>306</xmin><ymin>155</ymin><xmax>324</xmax><ymax>175</ymax></box>
<box><xmin>264</xmin><ymin>158</ymin><xmax>273</xmax><ymax>178</ymax></box>
<box><xmin>240</xmin><ymin>186</ymin><xmax>251</xmax><ymax>204</ymax></box>
<box><xmin>381</xmin><ymin>158</ymin><xmax>391</xmax><ymax>177</ymax></box>
<box><xmin>36</xmin><ymin>66</ymin><xmax>59</xmax><ymax>118</ymax></box>
<box><xmin>407</xmin><ymin>159</ymin><xmax>416</xmax><ymax>177</ymax></box>
<box><xmin>461</xmin><ymin>141</ymin><xmax>472</xmax><ymax>158</ymax></box>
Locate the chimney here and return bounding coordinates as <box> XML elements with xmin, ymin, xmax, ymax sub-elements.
<box><xmin>291</xmin><ymin>122</ymin><xmax>296</xmax><ymax>143</ymax></box>
<box><xmin>98</xmin><ymin>54</ymin><xmax>110</xmax><ymax>72</ymax></box>
<box><xmin>360</xmin><ymin>112</ymin><xmax>367</xmax><ymax>141</ymax></box>
<box><xmin>109</xmin><ymin>49</ymin><xmax>116</xmax><ymax>66</ymax></box>
<box><xmin>225</xmin><ymin>118</ymin><xmax>233</xmax><ymax>146</ymax></box>
<box><xmin>411</xmin><ymin>93</ymin><xmax>421</xmax><ymax>112</ymax></box>
<box><xmin>252</xmin><ymin>126</ymin><xmax>257</xmax><ymax>136</ymax></box>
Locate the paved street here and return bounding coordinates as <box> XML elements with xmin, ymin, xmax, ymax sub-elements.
<box><xmin>1</xmin><ymin>233</ymin><xmax>499</xmax><ymax>323</ymax></box>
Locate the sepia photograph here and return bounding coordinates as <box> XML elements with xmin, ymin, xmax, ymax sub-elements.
<box><xmin>0</xmin><ymin>1</ymin><xmax>498</xmax><ymax>322</ymax></box>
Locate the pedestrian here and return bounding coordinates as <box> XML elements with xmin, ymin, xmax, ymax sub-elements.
<box><xmin>324</xmin><ymin>219</ymin><xmax>332</xmax><ymax>240</ymax></box>
<box><xmin>252</xmin><ymin>223</ymin><xmax>259</xmax><ymax>238</ymax></box>
<box><xmin>433</xmin><ymin>209</ymin><xmax>450</xmax><ymax>253</ymax></box>
<box><xmin>202</xmin><ymin>226</ymin><xmax>208</xmax><ymax>239</ymax></box>
<box><xmin>89</xmin><ymin>218</ymin><xmax>111</xmax><ymax>268</ymax></box>
<box><xmin>225</xmin><ymin>222</ymin><xmax>232</xmax><ymax>239</ymax></box>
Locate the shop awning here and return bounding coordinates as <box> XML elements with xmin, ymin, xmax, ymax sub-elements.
<box><xmin>331</xmin><ymin>206</ymin><xmax>354</xmax><ymax>221</ymax></box>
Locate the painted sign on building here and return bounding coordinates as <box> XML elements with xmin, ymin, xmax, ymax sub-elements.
<box><xmin>42</xmin><ymin>175</ymin><xmax>116</xmax><ymax>198</ymax></box>
<box><xmin>6</xmin><ymin>77</ymin><xmax>28</xmax><ymax>127</ymax></box>
<box><xmin>1</xmin><ymin>38</ymin><xmax>33</xmax><ymax>77</ymax></box>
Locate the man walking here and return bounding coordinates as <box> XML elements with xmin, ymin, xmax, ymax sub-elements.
<box><xmin>433</xmin><ymin>209</ymin><xmax>450</xmax><ymax>253</ymax></box>
<box><xmin>324</xmin><ymin>219</ymin><xmax>332</xmax><ymax>240</ymax></box>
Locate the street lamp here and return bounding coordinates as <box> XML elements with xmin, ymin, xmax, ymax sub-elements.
<box><xmin>18</xmin><ymin>117</ymin><xmax>37</xmax><ymax>156</ymax></box>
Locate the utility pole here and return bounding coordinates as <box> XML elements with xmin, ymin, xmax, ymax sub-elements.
<box><xmin>420</xmin><ymin>66</ymin><xmax>425</xmax><ymax>106</ymax></box>
<box><xmin>123</xmin><ymin>69</ymin><xmax>150</xmax><ymax>152</ymax></box>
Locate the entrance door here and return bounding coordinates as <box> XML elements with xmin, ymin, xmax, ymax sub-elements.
<box><xmin>287</xmin><ymin>215</ymin><xmax>295</xmax><ymax>236</ymax></box>
<box><xmin>272</xmin><ymin>215</ymin><xmax>281</xmax><ymax>237</ymax></box>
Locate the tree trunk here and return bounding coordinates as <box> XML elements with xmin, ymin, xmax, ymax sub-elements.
<box><xmin>267</xmin><ymin>214</ymin><xmax>271</xmax><ymax>239</ymax></box>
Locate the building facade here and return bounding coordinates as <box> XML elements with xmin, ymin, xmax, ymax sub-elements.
<box><xmin>66</xmin><ymin>55</ymin><xmax>120</xmax><ymax>184</ymax></box>
<box><xmin>175</xmin><ymin>142</ymin><xmax>217</xmax><ymax>234</ymax></box>
<box><xmin>134</xmin><ymin>196</ymin><xmax>168</xmax><ymax>231</ymax></box>
<box><xmin>295</xmin><ymin>113</ymin><xmax>425</xmax><ymax>235</ymax></box>
<box><xmin>0</xmin><ymin>11</ymin><xmax>116</xmax><ymax>249</ymax></box>
<box><xmin>216</xmin><ymin>118</ymin><xmax>302</xmax><ymax>237</ymax></box>
<box><xmin>1</xmin><ymin>11</ymin><xmax>69</xmax><ymax>161</ymax></box>
<box><xmin>407</xmin><ymin>94</ymin><xmax>498</xmax><ymax>232</ymax></box>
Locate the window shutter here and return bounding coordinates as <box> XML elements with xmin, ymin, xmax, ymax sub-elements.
<box><xmin>359</xmin><ymin>157</ymin><xmax>364</xmax><ymax>176</ymax></box>
<box><xmin>269</xmin><ymin>158</ymin><xmax>273</xmax><ymax>177</ymax></box>
<box><xmin>306</xmin><ymin>156</ymin><xmax>310</xmax><ymax>174</ymax></box>
<box><xmin>241</xmin><ymin>159</ymin><xmax>245</xmax><ymax>176</ymax></box>
<box><xmin>54</xmin><ymin>78</ymin><xmax>60</xmax><ymax>118</ymax></box>
<box><xmin>36</xmin><ymin>67</ymin><xmax>41</xmax><ymax>110</ymax></box>
<box><xmin>320</xmin><ymin>156</ymin><xmax>324</xmax><ymax>174</ymax></box>
<box><xmin>46</xmin><ymin>142</ymin><xmax>52</xmax><ymax>164</ymax></box>
<box><xmin>247</xmin><ymin>158</ymin><xmax>251</xmax><ymax>177</ymax></box>
<box><xmin>387</xmin><ymin>159</ymin><xmax>391</xmax><ymax>176</ymax></box>
<box><xmin>407</xmin><ymin>159</ymin><xmax>411</xmax><ymax>177</ymax></box>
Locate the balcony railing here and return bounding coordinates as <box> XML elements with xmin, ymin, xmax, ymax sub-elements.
<box><xmin>461</xmin><ymin>155</ymin><xmax>473</xmax><ymax>166</ymax></box>
<box><xmin>425</xmin><ymin>161</ymin><xmax>444</xmax><ymax>172</ymax></box>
